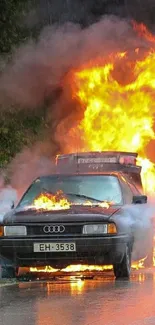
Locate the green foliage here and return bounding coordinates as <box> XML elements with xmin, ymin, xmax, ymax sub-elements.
<box><xmin>0</xmin><ymin>1</ymin><xmax>47</xmax><ymax>167</ymax></box>
<box><xmin>0</xmin><ymin>109</ymin><xmax>45</xmax><ymax>168</ymax></box>
<box><xmin>0</xmin><ymin>0</ymin><xmax>32</xmax><ymax>54</ymax></box>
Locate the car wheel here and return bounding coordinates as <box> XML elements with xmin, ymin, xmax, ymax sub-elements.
<box><xmin>0</xmin><ymin>265</ymin><xmax>17</xmax><ymax>279</ymax></box>
<box><xmin>113</xmin><ymin>245</ymin><xmax>131</xmax><ymax>279</ymax></box>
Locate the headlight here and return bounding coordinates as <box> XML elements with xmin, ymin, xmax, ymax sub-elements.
<box><xmin>4</xmin><ymin>226</ymin><xmax>27</xmax><ymax>236</ymax></box>
<box><xmin>82</xmin><ymin>223</ymin><xmax>117</xmax><ymax>234</ymax></box>
<box><xmin>83</xmin><ymin>224</ymin><xmax>107</xmax><ymax>234</ymax></box>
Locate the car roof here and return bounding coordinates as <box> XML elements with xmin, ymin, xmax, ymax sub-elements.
<box><xmin>37</xmin><ymin>172</ymin><xmax>123</xmax><ymax>180</ymax></box>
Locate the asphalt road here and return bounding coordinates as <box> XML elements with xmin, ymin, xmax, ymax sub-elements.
<box><xmin>0</xmin><ymin>270</ymin><xmax>155</xmax><ymax>325</ymax></box>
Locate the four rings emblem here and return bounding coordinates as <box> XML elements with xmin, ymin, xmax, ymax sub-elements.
<box><xmin>43</xmin><ymin>225</ymin><xmax>65</xmax><ymax>233</ymax></box>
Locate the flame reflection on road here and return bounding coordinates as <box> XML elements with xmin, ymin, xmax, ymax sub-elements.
<box><xmin>20</xmin><ymin>270</ymin><xmax>155</xmax><ymax>325</ymax></box>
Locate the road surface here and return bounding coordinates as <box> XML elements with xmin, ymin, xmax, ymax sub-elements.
<box><xmin>0</xmin><ymin>270</ymin><xmax>155</xmax><ymax>325</ymax></box>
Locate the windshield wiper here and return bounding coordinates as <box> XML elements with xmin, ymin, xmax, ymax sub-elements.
<box><xmin>41</xmin><ymin>189</ymin><xmax>102</xmax><ymax>203</ymax></box>
<box><xmin>65</xmin><ymin>193</ymin><xmax>103</xmax><ymax>203</ymax></box>
<box><xmin>39</xmin><ymin>189</ymin><xmax>110</xmax><ymax>205</ymax></box>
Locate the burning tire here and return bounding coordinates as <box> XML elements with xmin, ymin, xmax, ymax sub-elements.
<box><xmin>113</xmin><ymin>245</ymin><xmax>131</xmax><ymax>279</ymax></box>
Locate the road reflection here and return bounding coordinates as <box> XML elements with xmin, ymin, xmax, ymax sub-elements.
<box><xmin>33</xmin><ymin>270</ymin><xmax>155</xmax><ymax>325</ymax></box>
<box><xmin>1</xmin><ymin>270</ymin><xmax>155</xmax><ymax>325</ymax></box>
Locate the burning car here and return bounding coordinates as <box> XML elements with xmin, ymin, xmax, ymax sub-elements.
<box><xmin>0</xmin><ymin>151</ymin><xmax>153</xmax><ymax>279</ymax></box>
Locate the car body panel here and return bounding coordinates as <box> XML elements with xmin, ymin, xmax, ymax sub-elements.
<box><xmin>3</xmin><ymin>205</ymin><xmax>120</xmax><ymax>223</ymax></box>
<box><xmin>0</xmin><ymin>234</ymin><xmax>130</xmax><ymax>267</ymax></box>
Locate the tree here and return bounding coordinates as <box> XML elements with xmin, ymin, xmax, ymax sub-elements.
<box><xmin>0</xmin><ymin>0</ymin><xmax>32</xmax><ymax>54</ymax></box>
<box><xmin>0</xmin><ymin>109</ymin><xmax>45</xmax><ymax>167</ymax></box>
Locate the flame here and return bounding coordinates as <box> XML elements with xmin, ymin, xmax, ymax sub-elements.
<box><xmin>98</xmin><ymin>201</ymin><xmax>110</xmax><ymax>209</ymax></box>
<box><xmin>72</xmin><ymin>49</ymin><xmax>155</xmax><ymax>194</ymax></box>
<box><xmin>30</xmin><ymin>235</ymin><xmax>152</xmax><ymax>275</ymax></box>
<box><xmin>131</xmin><ymin>257</ymin><xmax>147</xmax><ymax>270</ymax></box>
<box><xmin>137</xmin><ymin>158</ymin><xmax>155</xmax><ymax>193</ymax></box>
<box><xmin>30</xmin><ymin>262</ymin><xmax>145</xmax><ymax>274</ymax></box>
<box><xmin>33</xmin><ymin>191</ymin><xmax>110</xmax><ymax>211</ymax></box>
<box><xmin>65</xmin><ymin>23</ymin><xmax>155</xmax><ymax>269</ymax></box>
<box><xmin>30</xmin><ymin>265</ymin><xmax>113</xmax><ymax>273</ymax></box>
<box><xmin>74</xmin><ymin>54</ymin><xmax>155</xmax><ymax>154</ymax></box>
<box><xmin>31</xmin><ymin>23</ymin><xmax>155</xmax><ymax>273</ymax></box>
<box><xmin>30</xmin><ymin>266</ymin><xmax>58</xmax><ymax>273</ymax></box>
<box><xmin>132</xmin><ymin>21</ymin><xmax>155</xmax><ymax>43</ymax></box>
<box><xmin>33</xmin><ymin>191</ymin><xmax>71</xmax><ymax>211</ymax></box>
<box><xmin>61</xmin><ymin>264</ymin><xmax>112</xmax><ymax>272</ymax></box>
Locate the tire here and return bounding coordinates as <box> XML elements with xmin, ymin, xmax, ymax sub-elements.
<box><xmin>113</xmin><ymin>245</ymin><xmax>131</xmax><ymax>279</ymax></box>
<box><xmin>0</xmin><ymin>265</ymin><xmax>17</xmax><ymax>279</ymax></box>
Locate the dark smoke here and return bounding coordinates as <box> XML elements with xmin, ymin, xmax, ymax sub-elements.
<box><xmin>0</xmin><ymin>1</ymin><xmax>155</xmax><ymax>202</ymax></box>
<box><xmin>125</xmin><ymin>0</ymin><xmax>155</xmax><ymax>29</ymax></box>
<box><xmin>25</xmin><ymin>0</ymin><xmax>125</xmax><ymax>28</ymax></box>
<box><xmin>0</xmin><ymin>17</ymin><xmax>150</xmax><ymax>107</ymax></box>
<box><xmin>0</xmin><ymin>17</ymin><xmax>151</xmax><ymax>158</ymax></box>
<box><xmin>26</xmin><ymin>0</ymin><xmax>155</xmax><ymax>30</ymax></box>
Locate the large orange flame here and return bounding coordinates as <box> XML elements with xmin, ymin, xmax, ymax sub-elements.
<box><xmin>71</xmin><ymin>48</ymin><xmax>155</xmax><ymax>194</ymax></box>
<box><xmin>74</xmin><ymin>52</ymin><xmax>155</xmax><ymax>152</ymax></box>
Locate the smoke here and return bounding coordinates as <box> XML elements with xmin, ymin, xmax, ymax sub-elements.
<box><xmin>9</xmin><ymin>146</ymin><xmax>57</xmax><ymax>194</ymax></box>
<box><xmin>25</xmin><ymin>0</ymin><xmax>124</xmax><ymax>29</ymax></box>
<box><xmin>2</xmin><ymin>15</ymin><xmax>153</xmax><ymax>107</ymax></box>
<box><xmin>120</xmin><ymin>202</ymin><xmax>155</xmax><ymax>261</ymax></box>
<box><xmin>125</xmin><ymin>0</ymin><xmax>155</xmax><ymax>29</ymax></box>
<box><xmin>0</xmin><ymin>175</ymin><xmax>17</xmax><ymax>221</ymax></box>
<box><xmin>25</xmin><ymin>1</ymin><xmax>155</xmax><ymax>30</ymax></box>
<box><xmin>0</xmin><ymin>14</ymin><xmax>154</xmax><ymax>216</ymax></box>
<box><xmin>0</xmin><ymin>16</ymin><xmax>153</xmax><ymax>145</ymax></box>
<box><xmin>0</xmin><ymin>16</ymin><xmax>152</xmax><ymax>156</ymax></box>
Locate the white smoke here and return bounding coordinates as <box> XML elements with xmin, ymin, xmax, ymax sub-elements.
<box><xmin>0</xmin><ymin>146</ymin><xmax>56</xmax><ymax>219</ymax></box>
<box><xmin>0</xmin><ymin>175</ymin><xmax>17</xmax><ymax>221</ymax></box>
<box><xmin>121</xmin><ymin>202</ymin><xmax>155</xmax><ymax>261</ymax></box>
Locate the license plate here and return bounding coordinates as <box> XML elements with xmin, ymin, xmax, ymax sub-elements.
<box><xmin>33</xmin><ymin>242</ymin><xmax>76</xmax><ymax>252</ymax></box>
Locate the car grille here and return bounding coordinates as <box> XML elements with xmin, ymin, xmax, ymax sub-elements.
<box><xmin>27</xmin><ymin>224</ymin><xmax>83</xmax><ymax>236</ymax></box>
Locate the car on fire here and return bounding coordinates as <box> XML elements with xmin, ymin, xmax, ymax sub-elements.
<box><xmin>0</xmin><ymin>151</ymin><xmax>153</xmax><ymax>279</ymax></box>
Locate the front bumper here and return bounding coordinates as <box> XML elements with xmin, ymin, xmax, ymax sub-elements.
<box><xmin>0</xmin><ymin>235</ymin><xmax>131</xmax><ymax>267</ymax></box>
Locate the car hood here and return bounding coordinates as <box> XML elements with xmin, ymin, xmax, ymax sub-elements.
<box><xmin>2</xmin><ymin>205</ymin><xmax>121</xmax><ymax>224</ymax></box>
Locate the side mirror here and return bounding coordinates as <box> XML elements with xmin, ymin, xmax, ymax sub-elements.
<box><xmin>132</xmin><ymin>195</ymin><xmax>147</xmax><ymax>204</ymax></box>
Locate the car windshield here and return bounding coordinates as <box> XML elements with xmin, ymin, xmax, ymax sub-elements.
<box><xmin>17</xmin><ymin>175</ymin><xmax>123</xmax><ymax>208</ymax></box>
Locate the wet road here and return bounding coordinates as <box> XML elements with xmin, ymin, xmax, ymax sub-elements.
<box><xmin>0</xmin><ymin>270</ymin><xmax>155</xmax><ymax>325</ymax></box>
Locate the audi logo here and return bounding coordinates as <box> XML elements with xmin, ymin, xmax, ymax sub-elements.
<box><xmin>43</xmin><ymin>225</ymin><xmax>65</xmax><ymax>233</ymax></box>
